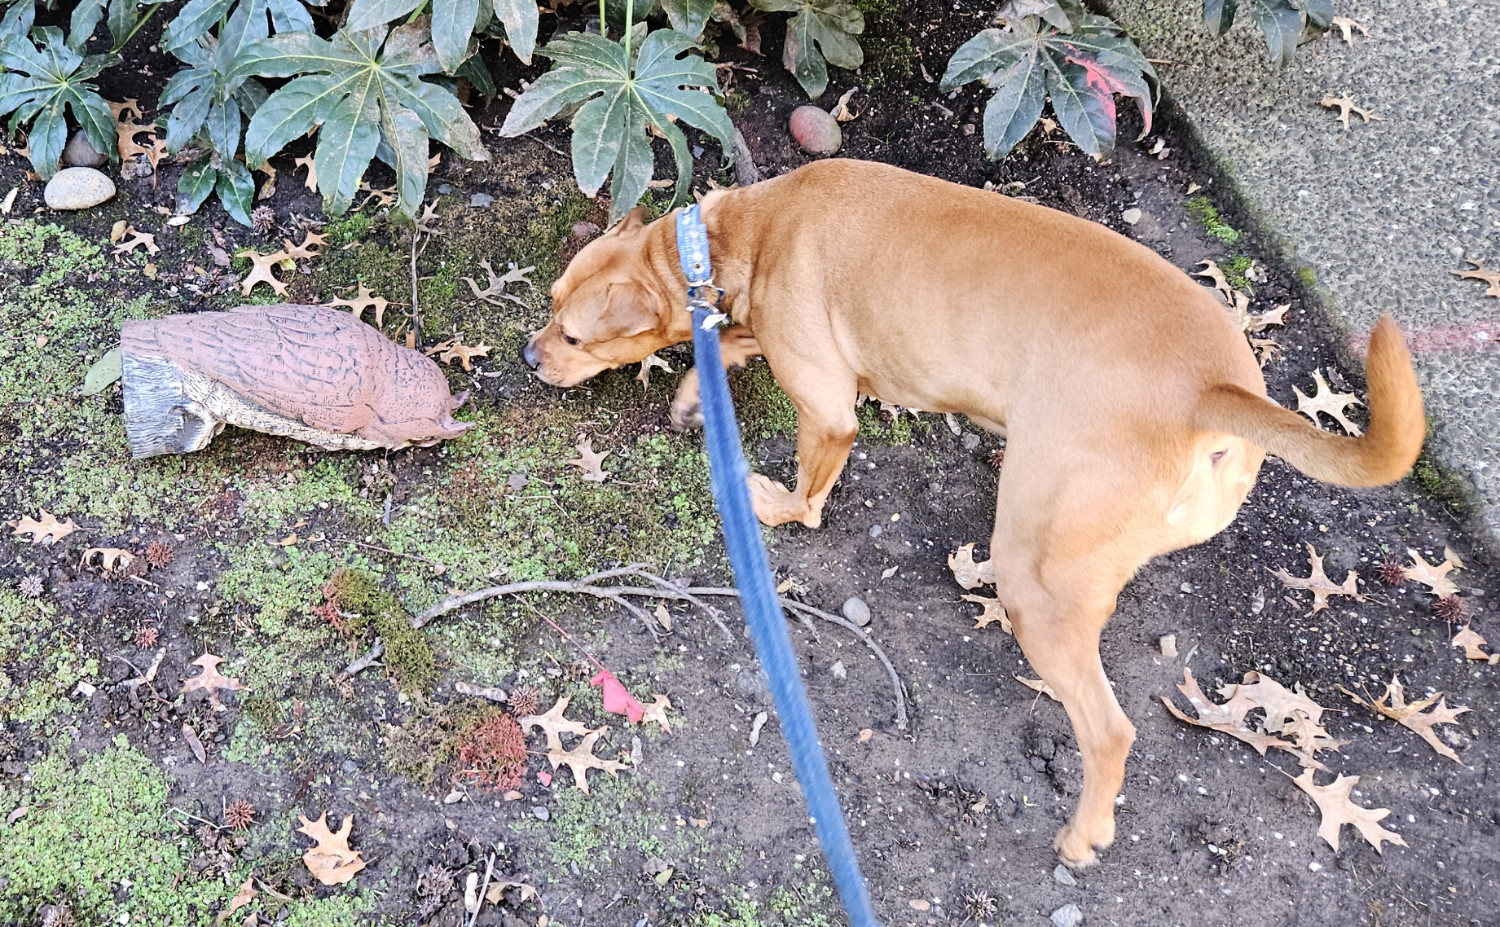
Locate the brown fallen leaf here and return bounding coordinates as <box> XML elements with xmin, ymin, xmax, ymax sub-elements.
<box><xmin>356</xmin><ymin>181</ymin><xmax>397</xmax><ymax>210</ymax></box>
<box><xmin>1160</xmin><ymin>668</ymin><xmax>1336</xmax><ymax>769</ymax></box>
<box><xmin>212</xmin><ymin>877</ymin><xmax>256</xmax><ymax>926</ymax></box>
<box><xmin>112</xmin><ymin>225</ymin><xmax>158</xmax><ymax>257</ymax></box>
<box><xmin>80</xmin><ymin>547</ymin><xmax>136</xmax><ymax>572</ymax></box>
<box><xmin>181</xmin><ymin>653</ymin><xmax>244</xmax><ymax>712</ymax></box>
<box><xmin>568</xmin><ymin>436</ymin><xmax>611</xmax><ymax>482</ymax></box>
<box><xmin>1401</xmin><ymin>548</ymin><xmax>1461</xmax><ymax>598</ymax></box>
<box><xmin>236</xmin><ymin>249</ymin><xmax>292</xmax><ymax>297</ymax></box>
<box><xmin>1284</xmin><ymin>768</ymin><xmax>1406</xmax><ymax>854</ymax></box>
<box><xmin>1271</xmin><ymin>543</ymin><xmax>1362</xmax><ymax>615</ymax></box>
<box><xmin>961</xmin><ymin>593</ymin><xmax>1011</xmax><ymax>633</ymax></box>
<box><xmin>182</xmin><ymin>722</ymin><xmax>207</xmax><ymax>764</ymax></box>
<box><xmin>1330</xmin><ymin>15</ymin><xmax>1367</xmax><ymax>44</ymax></box>
<box><xmin>1451</xmin><ymin>623</ymin><xmax>1497</xmax><ymax>663</ymax></box>
<box><xmin>640</xmin><ymin>694</ymin><xmax>673</xmax><ymax>733</ymax></box>
<box><xmin>326</xmin><ymin>283</ymin><xmax>391</xmax><ymax>327</ymax></box>
<box><xmin>1320</xmin><ymin>94</ymin><xmax>1383</xmax><ymax>132</ymax></box>
<box><xmin>283</xmin><ymin>230</ymin><xmax>327</xmax><ymax>261</ymax></box>
<box><xmin>1340</xmin><ymin>675</ymin><xmax>1470</xmax><ymax>763</ymax></box>
<box><xmin>12</xmin><ymin>509</ymin><xmax>80</xmax><ymax>545</ymax></box>
<box><xmin>464</xmin><ymin>260</ymin><xmax>535</xmax><ymax>308</ymax></box>
<box><xmin>637</xmin><ymin>353</ymin><xmax>673</xmax><ymax>390</ymax></box>
<box><xmin>518</xmin><ymin>697</ymin><xmax>593</xmax><ymax>752</ymax></box>
<box><xmin>1450</xmin><ymin>258</ymin><xmax>1500</xmax><ymax>299</ymax></box>
<box><xmin>485</xmin><ymin>880</ymin><xmax>540</xmax><ymax>905</ymax></box>
<box><xmin>1192</xmin><ymin>259</ymin><xmax>1234</xmax><ymax>304</ymax></box>
<box><xmin>947</xmin><ymin>543</ymin><xmax>994</xmax><ymax>590</ymax></box>
<box><xmin>297</xmin><ymin>812</ymin><xmax>367</xmax><ymax>885</ymax></box>
<box><xmin>1294</xmin><ymin>369</ymin><xmax>1363</xmax><ymax>435</ymax></box>
<box><xmin>1014</xmin><ymin>675</ymin><xmax>1058</xmax><ymax>702</ymax></box>
<box><xmin>425</xmin><ymin>338</ymin><xmax>491</xmax><ymax>371</ymax></box>
<box><xmin>547</xmin><ymin>727</ymin><xmax>627</xmax><ymax>793</ymax></box>
<box><xmin>294</xmin><ymin>155</ymin><xmax>318</xmax><ymax>192</ymax></box>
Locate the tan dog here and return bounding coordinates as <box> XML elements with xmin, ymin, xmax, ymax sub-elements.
<box><xmin>522</xmin><ymin>159</ymin><xmax>1425</xmax><ymax>866</ymax></box>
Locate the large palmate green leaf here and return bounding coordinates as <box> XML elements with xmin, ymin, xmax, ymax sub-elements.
<box><xmin>0</xmin><ymin>25</ymin><xmax>118</xmax><ymax>178</ymax></box>
<box><xmin>160</xmin><ymin>1</ymin><xmax>269</xmax><ymax>158</ymax></box>
<box><xmin>940</xmin><ymin>1</ymin><xmax>1155</xmax><ymax>160</ymax></box>
<box><xmin>346</xmin><ymin>0</ymin><xmax>536</xmax><ymax>71</ymax></box>
<box><xmin>1202</xmin><ymin>0</ymin><xmax>1332</xmax><ymax>66</ymax></box>
<box><xmin>501</xmin><ymin>28</ymin><xmax>733</xmax><ymax>224</ymax></box>
<box><xmin>231</xmin><ymin>19</ymin><xmax>490</xmax><ymax>218</ymax></box>
<box><xmin>747</xmin><ymin>0</ymin><xmax>862</xmax><ymax>100</ymax></box>
<box><xmin>161</xmin><ymin>0</ymin><xmax>313</xmax><ymax>52</ymax></box>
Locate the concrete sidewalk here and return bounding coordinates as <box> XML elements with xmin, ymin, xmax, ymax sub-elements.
<box><xmin>1099</xmin><ymin>0</ymin><xmax>1499</xmax><ymax>549</ymax></box>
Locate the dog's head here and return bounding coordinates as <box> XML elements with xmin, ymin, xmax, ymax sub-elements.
<box><xmin>522</xmin><ymin>208</ymin><xmax>678</xmax><ymax>387</ymax></box>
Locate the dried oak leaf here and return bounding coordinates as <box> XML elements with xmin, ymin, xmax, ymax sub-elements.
<box><xmin>1330</xmin><ymin>16</ymin><xmax>1368</xmax><ymax>44</ymax></box>
<box><xmin>425</xmin><ymin>338</ymin><xmax>491</xmax><ymax>371</ymax></box>
<box><xmin>1160</xmin><ymin>668</ymin><xmax>1337</xmax><ymax>769</ymax></box>
<box><xmin>12</xmin><ymin>509</ymin><xmax>80</xmax><ymax>545</ymax></box>
<box><xmin>211</xmin><ymin>877</ymin><xmax>256</xmax><ymax>927</ymax></box>
<box><xmin>294</xmin><ymin>154</ymin><xmax>317</xmax><ymax>192</ymax></box>
<box><xmin>1451</xmin><ymin>623</ymin><xmax>1498</xmax><ymax>663</ymax></box>
<box><xmin>1340</xmin><ymin>676</ymin><xmax>1470</xmax><ymax>763</ymax></box>
<box><xmin>568</xmin><ymin>436</ymin><xmax>611</xmax><ymax>482</ymax></box>
<box><xmin>641</xmin><ymin>694</ymin><xmax>673</xmax><ymax>733</ymax></box>
<box><xmin>325</xmin><ymin>283</ymin><xmax>391</xmax><ymax>327</ymax></box>
<box><xmin>947</xmin><ymin>543</ymin><xmax>994</xmax><ymax>590</ymax></box>
<box><xmin>181</xmin><ymin>653</ymin><xmax>244</xmax><ymax>712</ymax></box>
<box><xmin>1192</xmin><ymin>260</ymin><xmax>1234</xmax><ymax>304</ymax></box>
<box><xmin>1450</xmin><ymin>258</ymin><xmax>1500</xmax><ymax>299</ymax></box>
<box><xmin>1270</xmin><ymin>542</ymin><xmax>1362</xmax><ymax>615</ymax></box>
<box><xmin>1320</xmin><ymin>94</ymin><xmax>1383</xmax><ymax>132</ymax></box>
<box><xmin>518</xmin><ymin>696</ymin><xmax>593</xmax><ymax>752</ymax></box>
<box><xmin>961</xmin><ymin>593</ymin><xmax>1011</xmax><ymax>633</ymax></box>
<box><xmin>80</xmin><ymin>547</ymin><xmax>135</xmax><ymax>572</ymax></box>
<box><xmin>1014</xmin><ymin>675</ymin><xmax>1058</xmax><ymax>702</ymax></box>
<box><xmin>464</xmin><ymin>260</ymin><xmax>535</xmax><ymax>308</ymax></box>
<box><xmin>284</xmin><ymin>230</ymin><xmax>327</xmax><ymax>261</ymax></box>
<box><xmin>236</xmin><ymin>249</ymin><xmax>292</xmax><ymax>297</ymax></box>
<box><xmin>297</xmin><ymin>812</ymin><xmax>367</xmax><ymax>885</ymax></box>
<box><xmin>113</xmin><ymin>226</ymin><xmax>159</xmax><ymax>257</ymax></box>
<box><xmin>1293</xmin><ymin>369</ymin><xmax>1363</xmax><ymax>436</ymax></box>
<box><xmin>1284</xmin><ymin>768</ymin><xmax>1406</xmax><ymax>854</ymax></box>
<box><xmin>547</xmin><ymin>728</ymin><xmax>627</xmax><ymax>793</ymax></box>
<box><xmin>1401</xmin><ymin>549</ymin><xmax>1460</xmax><ymax>598</ymax></box>
<box><xmin>637</xmin><ymin>353</ymin><xmax>672</xmax><ymax>390</ymax></box>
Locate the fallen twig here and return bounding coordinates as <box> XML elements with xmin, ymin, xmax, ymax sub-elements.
<box><xmin>341</xmin><ymin>565</ymin><xmax>908</xmax><ymax>728</ymax></box>
<box><xmin>337</xmin><ymin>638</ymin><xmax>384</xmax><ymax>682</ymax></box>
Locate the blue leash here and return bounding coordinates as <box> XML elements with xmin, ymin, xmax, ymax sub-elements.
<box><xmin>677</xmin><ymin>205</ymin><xmax>880</xmax><ymax>927</ymax></box>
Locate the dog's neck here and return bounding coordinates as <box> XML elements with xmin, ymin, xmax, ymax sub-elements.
<box><xmin>642</xmin><ymin>189</ymin><xmax>759</xmax><ymax>341</ymax></box>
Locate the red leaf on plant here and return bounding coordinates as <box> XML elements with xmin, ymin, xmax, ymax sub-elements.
<box><xmin>591</xmin><ymin>669</ymin><xmax>645</xmax><ymax>722</ymax></box>
<box><xmin>1065</xmin><ymin>54</ymin><xmax>1149</xmax><ymax>135</ymax></box>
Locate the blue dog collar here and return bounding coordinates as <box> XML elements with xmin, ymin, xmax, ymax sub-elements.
<box><xmin>676</xmin><ymin>204</ymin><xmax>725</xmax><ymax>327</ymax></box>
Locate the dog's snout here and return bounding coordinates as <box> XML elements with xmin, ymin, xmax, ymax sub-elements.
<box><xmin>521</xmin><ymin>339</ymin><xmax>540</xmax><ymax>371</ymax></box>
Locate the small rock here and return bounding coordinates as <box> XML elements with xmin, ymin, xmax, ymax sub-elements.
<box><xmin>63</xmin><ymin>129</ymin><xmax>108</xmax><ymax>168</ymax></box>
<box><xmin>1052</xmin><ymin>863</ymin><xmax>1077</xmax><ymax>886</ymax></box>
<box><xmin>841</xmin><ymin>596</ymin><xmax>871</xmax><ymax>627</ymax></box>
<box><xmin>1050</xmin><ymin>902</ymin><xmax>1084</xmax><ymax>927</ymax></box>
<box><xmin>469</xmin><ymin>192</ymin><xmax>494</xmax><ymax>208</ymax></box>
<box><xmin>1159</xmin><ymin>634</ymin><xmax>1177</xmax><ymax>658</ymax></box>
<box><xmin>506</xmin><ymin>472</ymin><xmax>529</xmax><ymax>491</ymax></box>
<box><xmin>1121</xmin><ymin>207</ymin><xmax>1142</xmax><ymax>225</ymax></box>
<box><xmin>789</xmin><ymin>105</ymin><xmax>841</xmax><ymax>157</ymax></box>
<box><xmin>532</xmin><ymin>805</ymin><xmax>550</xmax><ymax>821</ymax></box>
<box><xmin>961</xmin><ymin>433</ymin><xmax>981</xmax><ymax>451</ymax></box>
<box><xmin>44</xmin><ymin>167</ymin><xmax>116</xmax><ymax>210</ymax></box>
<box><xmin>868</xmin><ymin>525</ymin><xmax>882</xmax><ymax>538</ymax></box>
<box><xmin>438</xmin><ymin>183</ymin><xmax>452</xmax><ymax>194</ymax></box>
<box><xmin>830</xmin><ymin>660</ymin><xmax>846</xmax><ymax>679</ymax></box>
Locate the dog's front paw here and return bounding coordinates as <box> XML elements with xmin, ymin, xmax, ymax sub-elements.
<box><xmin>747</xmin><ymin>473</ymin><xmax>812</xmax><ymax>527</ymax></box>
<box><xmin>669</xmin><ymin>395</ymin><xmax>703</xmax><ymax>431</ymax></box>
<box><xmin>1054</xmin><ymin>818</ymin><xmax>1114</xmax><ymax>870</ymax></box>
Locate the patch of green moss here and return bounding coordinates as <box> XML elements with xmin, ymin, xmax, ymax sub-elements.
<box><xmin>327</xmin><ymin>567</ymin><xmax>437</xmax><ymax>693</ymax></box>
<box><xmin>854</xmin><ymin>0</ymin><xmax>913</xmax><ymax>87</ymax></box>
<box><xmin>1296</xmin><ymin>265</ymin><xmax>1318</xmax><ymax>289</ymax></box>
<box><xmin>1410</xmin><ymin>451</ymin><xmax>1467</xmax><ymax>510</ymax></box>
<box><xmin>735</xmin><ymin>361</ymin><xmax>798</xmax><ymax>439</ymax></box>
<box><xmin>0</xmin><ymin>736</ymin><xmax>222</xmax><ymax>922</ymax></box>
<box><xmin>514</xmin><ymin>775</ymin><xmax>676</xmax><ymax>871</ymax></box>
<box><xmin>1186</xmin><ymin>195</ymin><xmax>1240</xmax><ymax>243</ymax></box>
<box><xmin>1220</xmin><ymin>255</ymin><xmax>1252</xmax><ymax>289</ymax></box>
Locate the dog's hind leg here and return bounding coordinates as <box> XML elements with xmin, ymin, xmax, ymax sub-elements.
<box><xmin>989</xmin><ymin>451</ymin><xmax>1147</xmax><ymax>868</ymax></box>
<box><xmin>670</xmin><ymin>326</ymin><xmax>762</xmax><ymax>431</ymax></box>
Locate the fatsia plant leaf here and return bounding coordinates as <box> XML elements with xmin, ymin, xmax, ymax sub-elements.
<box><xmin>500</xmin><ymin>28</ymin><xmax>732</xmax><ymax>223</ymax></box>
<box><xmin>490</xmin><ymin>0</ymin><xmax>539</xmax><ymax>64</ymax></box>
<box><xmin>748</xmin><ymin>0</ymin><xmax>863</xmax><ymax>99</ymax></box>
<box><xmin>660</xmin><ymin>0</ymin><xmax>718</xmax><ymax>39</ymax></box>
<box><xmin>940</xmin><ymin>7</ymin><xmax>1154</xmax><ymax>161</ymax></box>
<box><xmin>0</xmin><ymin>27</ymin><xmax>118</xmax><ymax>178</ymax></box>
<box><xmin>1202</xmin><ymin>0</ymin><xmax>1329</xmax><ymax>65</ymax></box>
<box><xmin>233</xmin><ymin>20</ymin><xmax>489</xmax><ymax>218</ymax></box>
<box><xmin>161</xmin><ymin>1</ymin><xmax>269</xmax><ymax>158</ymax></box>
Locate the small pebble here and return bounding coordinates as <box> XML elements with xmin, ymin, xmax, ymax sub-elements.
<box><xmin>62</xmin><ymin>129</ymin><xmax>108</xmax><ymax>168</ymax></box>
<box><xmin>1159</xmin><ymin>634</ymin><xmax>1177</xmax><ymax>658</ymax></box>
<box><xmin>438</xmin><ymin>183</ymin><xmax>452</xmax><ymax>194</ymax></box>
<box><xmin>841</xmin><ymin>596</ymin><xmax>871</xmax><ymax>627</ymax></box>
<box><xmin>1050</xmin><ymin>902</ymin><xmax>1084</xmax><ymax>927</ymax></box>
<box><xmin>789</xmin><ymin>105</ymin><xmax>841</xmax><ymax>156</ymax></box>
<box><xmin>868</xmin><ymin>525</ymin><xmax>882</xmax><ymax>538</ymax></box>
<box><xmin>1121</xmin><ymin>207</ymin><xmax>1142</xmax><ymax>225</ymax></box>
<box><xmin>532</xmin><ymin>805</ymin><xmax>550</xmax><ymax>821</ymax></box>
<box><xmin>830</xmin><ymin>660</ymin><xmax>846</xmax><ymax>679</ymax></box>
<box><xmin>470</xmin><ymin>192</ymin><xmax>494</xmax><ymax>208</ymax></box>
<box><xmin>1052</xmin><ymin>864</ymin><xmax>1077</xmax><ymax>886</ymax></box>
<box><xmin>44</xmin><ymin>167</ymin><xmax>116</xmax><ymax>210</ymax></box>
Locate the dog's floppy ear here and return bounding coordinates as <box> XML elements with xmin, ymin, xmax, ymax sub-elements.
<box><xmin>608</xmin><ymin>206</ymin><xmax>651</xmax><ymax>235</ymax></box>
<box><xmin>593</xmin><ymin>282</ymin><xmax>660</xmax><ymax>339</ymax></box>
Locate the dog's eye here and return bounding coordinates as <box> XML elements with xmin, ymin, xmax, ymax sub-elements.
<box><xmin>1210</xmin><ymin>450</ymin><xmax>1227</xmax><ymax>466</ymax></box>
<box><xmin>562</xmin><ymin>332</ymin><xmax>580</xmax><ymax>346</ymax></box>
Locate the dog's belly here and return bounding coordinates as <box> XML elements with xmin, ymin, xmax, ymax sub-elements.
<box><xmin>856</xmin><ymin>378</ymin><xmax>1007</xmax><ymax>436</ymax></box>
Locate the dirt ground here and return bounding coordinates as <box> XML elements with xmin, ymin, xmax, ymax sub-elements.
<box><xmin>0</xmin><ymin>2</ymin><xmax>1495</xmax><ymax>926</ymax></box>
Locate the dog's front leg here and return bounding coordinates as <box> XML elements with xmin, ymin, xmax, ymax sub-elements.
<box><xmin>669</xmin><ymin>326</ymin><xmax>762</xmax><ymax>430</ymax></box>
<box><xmin>746</xmin><ymin>363</ymin><xmax>857</xmax><ymax>528</ymax></box>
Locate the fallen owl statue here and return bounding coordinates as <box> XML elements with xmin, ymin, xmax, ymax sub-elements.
<box><xmin>122</xmin><ymin>304</ymin><xmax>473</xmax><ymax>458</ymax></box>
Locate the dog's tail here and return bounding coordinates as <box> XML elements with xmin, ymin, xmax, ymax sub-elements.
<box><xmin>1197</xmin><ymin>315</ymin><xmax>1424</xmax><ymax>487</ymax></box>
